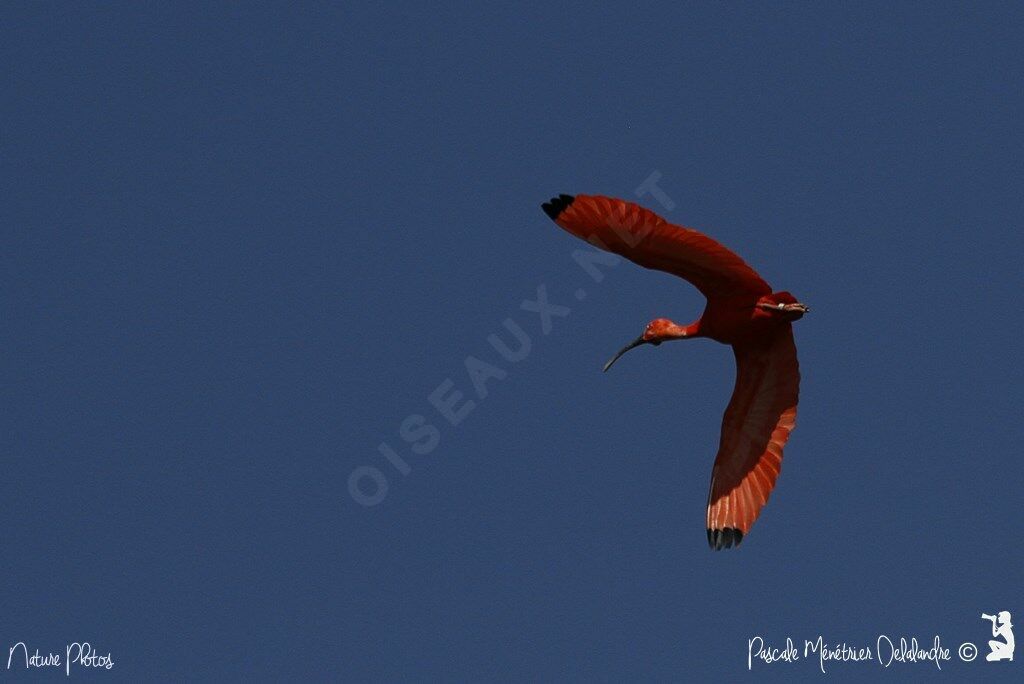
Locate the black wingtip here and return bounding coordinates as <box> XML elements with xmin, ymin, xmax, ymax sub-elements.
<box><xmin>707</xmin><ymin>527</ymin><xmax>744</xmax><ymax>551</ymax></box>
<box><xmin>541</xmin><ymin>193</ymin><xmax>575</xmax><ymax>221</ymax></box>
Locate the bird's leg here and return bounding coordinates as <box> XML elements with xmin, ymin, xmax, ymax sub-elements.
<box><xmin>757</xmin><ymin>301</ymin><xmax>809</xmax><ymax>320</ymax></box>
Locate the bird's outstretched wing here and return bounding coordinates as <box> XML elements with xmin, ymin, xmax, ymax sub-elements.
<box><xmin>542</xmin><ymin>194</ymin><xmax>771</xmax><ymax>300</ymax></box>
<box><xmin>706</xmin><ymin>326</ymin><xmax>799</xmax><ymax>550</ymax></box>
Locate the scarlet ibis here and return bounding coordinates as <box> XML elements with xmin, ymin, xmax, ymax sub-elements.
<box><xmin>541</xmin><ymin>194</ymin><xmax>808</xmax><ymax>550</ymax></box>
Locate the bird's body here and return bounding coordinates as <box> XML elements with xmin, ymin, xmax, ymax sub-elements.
<box><xmin>541</xmin><ymin>193</ymin><xmax>808</xmax><ymax>550</ymax></box>
<box><xmin>693</xmin><ymin>295</ymin><xmax>780</xmax><ymax>345</ymax></box>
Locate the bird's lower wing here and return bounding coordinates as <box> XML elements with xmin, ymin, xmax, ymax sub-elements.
<box><xmin>542</xmin><ymin>194</ymin><xmax>772</xmax><ymax>301</ymax></box>
<box><xmin>706</xmin><ymin>326</ymin><xmax>800</xmax><ymax>550</ymax></box>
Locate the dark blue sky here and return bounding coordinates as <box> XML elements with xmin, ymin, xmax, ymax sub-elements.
<box><xmin>3</xmin><ymin>3</ymin><xmax>1022</xmax><ymax>681</ymax></box>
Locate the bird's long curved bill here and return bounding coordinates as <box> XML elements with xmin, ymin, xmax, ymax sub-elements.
<box><xmin>602</xmin><ymin>336</ymin><xmax>647</xmax><ymax>372</ymax></box>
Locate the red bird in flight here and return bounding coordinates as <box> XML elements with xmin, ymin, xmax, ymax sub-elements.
<box><xmin>541</xmin><ymin>194</ymin><xmax>808</xmax><ymax>550</ymax></box>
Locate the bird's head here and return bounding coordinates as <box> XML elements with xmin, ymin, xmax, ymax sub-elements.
<box><xmin>642</xmin><ymin>318</ymin><xmax>678</xmax><ymax>341</ymax></box>
<box><xmin>602</xmin><ymin>318</ymin><xmax>686</xmax><ymax>372</ymax></box>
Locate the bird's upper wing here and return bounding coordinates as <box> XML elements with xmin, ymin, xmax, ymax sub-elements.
<box><xmin>542</xmin><ymin>194</ymin><xmax>771</xmax><ymax>300</ymax></box>
<box><xmin>706</xmin><ymin>325</ymin><xmax>800</xmax><ymax>550</ymax></box>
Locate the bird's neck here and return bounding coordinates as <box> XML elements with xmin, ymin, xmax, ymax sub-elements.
<box><xmin>665</xmin><ymin>321</ymin><xmax>703</xmax><ymax>339</ymax></box>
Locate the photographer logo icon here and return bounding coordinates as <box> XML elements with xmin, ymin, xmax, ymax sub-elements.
<box><xmin>981</xmin><ymin>611</ymin><xmax>1014</xmax><ymax>662</ymax></box>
